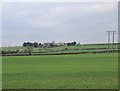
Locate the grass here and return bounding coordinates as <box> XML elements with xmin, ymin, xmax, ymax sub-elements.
<box><xmin>1</xmin><ymin>43</ymin><xmax>118</xmax><ymax>53</ymax></box>
<box><xmin>2</xmin><ymin>53</ymin><xmax>118</xmax><ymax>89</ymax></box>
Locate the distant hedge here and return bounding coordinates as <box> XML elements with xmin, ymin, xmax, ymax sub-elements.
<box><xmin>1</xmin><ymin>50</ymin><xmax>118</xmax><ymax>56</ymax></box>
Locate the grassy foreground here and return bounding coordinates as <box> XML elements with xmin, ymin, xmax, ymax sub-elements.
<box><xmin>2</xmin><ymin>53</ymin><xmax>118</xmax><ymax>89</ymax></box>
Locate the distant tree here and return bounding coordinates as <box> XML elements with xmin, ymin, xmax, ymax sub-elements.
<box><xmin>67</xmin><ymin>42</ymin><xmax>71</xmax><ymax>46</ymax></box>
<box><xmin>22</xmin><ymin>42</ymin><xmax>33</xmax><ymax>47</ymax></box>
<box><xmin>23</xmin><ymin>42</ymin><xmax>27</xmax><ymax>47</ymax></box>
<box><xmin>39</xmin><ymin>43</ymin><xmax>42</xmax><ymax>47</ymax></box>
<box><xmin>23</xmin><ymin>42</ymin><xmax>43</xmax><ymax>48</ymax></box>
<box><xmin>50</xmin><ymin>43</ymin><xmax>54</xmax><ymax>47</ymax></box>
<box><xmin>71</xmin><ymin>42</ymin><xmax>74</xmax><ymax>46</ymax></box>
<box><xmin>33</xmin><ymin>42</ymin><xmax>38</xmax><ymax>47</ymax></box>
<box><xmin>67</xmin><ymin>41</ymin><xmax>76</xmax><ymax>46</ymax></box>
<box><xmin>76</xmin><ymin>43</ymin><xmax>80</xmax><ymax>46</ymax></box>
<box><xmin>27</xmin><ymin>42</ymin><xmax>34</xmax><ymax>47</ymax></box>
<box><xmin>73</xmin><ymin>41</ymin><xmax>76</xmax><ymax>46</ymax></box>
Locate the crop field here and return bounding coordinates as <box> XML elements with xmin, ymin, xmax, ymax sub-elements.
<box><xmin>2</xmin><ymin>53</ymin><xmax>118</xmax><ymax>89</ymax></box>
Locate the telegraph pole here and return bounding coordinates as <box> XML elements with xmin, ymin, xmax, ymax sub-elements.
<box><xmin>112</xmin><ymin>31</ymin><xmax>116</xmax><ymax>52</ymax></box>
<box><xmin>107</xmin><ymin>31</ymin><xmax>116</xmax><ymax>53</ymax></box>
<box><xmin>107</xmin><ymin>31</ymin><xmax>110</xmax><ymax>53</ymax></box>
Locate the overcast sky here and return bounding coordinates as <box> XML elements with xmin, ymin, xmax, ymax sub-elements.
<box><xmin>2</xmin><ymin>2</ymin><xmax>118</xmax><ymax>46</ymax></box>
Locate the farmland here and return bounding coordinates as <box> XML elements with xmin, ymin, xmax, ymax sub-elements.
<box><xmin>1</xmin><ymin>43</ymin><xmax>119</xmax><ymax>56</ymax></box>
<box><xmin>2</xmin><ymin>2</ymin><xmax>119</xmax><ymax>89</ymax></box>
<box><xmin>2</xmin><ymin>53</ymin><xmax>118</xmax><ymax>89</ymax></box>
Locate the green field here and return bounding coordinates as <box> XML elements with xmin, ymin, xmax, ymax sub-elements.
<box><xmin>1</xmin><ymin>43</ymin><xmax>118</xmax><ymax>52</ymax></box>
<box><xmin>2</xmin><ymin>53</ymin><xmax>118</xmax><ymax>89</ymax></box>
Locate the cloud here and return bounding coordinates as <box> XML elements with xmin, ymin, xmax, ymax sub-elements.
<box><xmin>2</xmin><ymin>2</ymin><xmax>118</xmax><ymax>46</ymax></box>
<box><xmin>86</xmin><ymin>3</ymin><xmax>117</xmax><ymax>13</ymax></box>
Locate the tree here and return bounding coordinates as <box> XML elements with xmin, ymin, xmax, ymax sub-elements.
<box><xmin>67</xmin><ymin>42</ymin><xmax>71</xmax><ymax>46</ymax></box>
<box><xmin>33</xmin><ymin>42</ymin><xmax>38</xmax><ymax>47</ymax></box>
<box><xmin>67</xmin><ymin>41</ymin><xmax>77</xmax><ymax>46</ymax></box>
<box><xmin>39</xmin><ymin>43</ymin><xmax>42</xmax><ymax>47</ymax></box>
<box><xmin>23</xmin><ymin>42</ymin><xmax>27</xmax><ymax>47</ymax></box>
<box><xmin>73</xmin><ymin>41</ymin><xmax>76</xmax><ymax>45</ymax></box>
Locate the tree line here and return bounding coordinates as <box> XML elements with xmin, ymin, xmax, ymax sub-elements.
<box><xmin>22</xmin><ymin>41</ymin><xmax>79</xmax><ymax>48</ymax></box>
